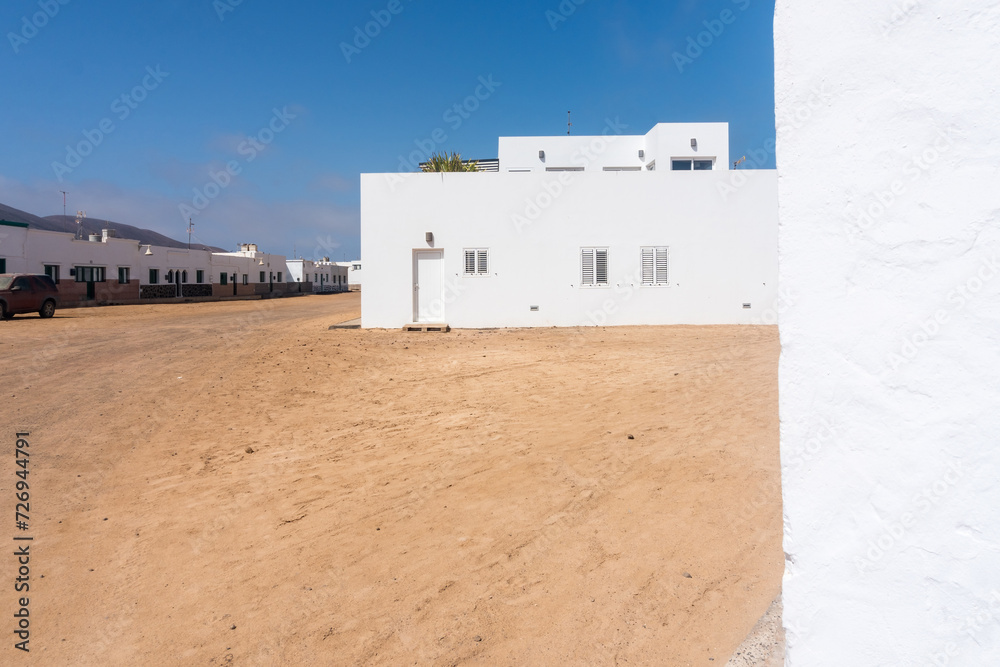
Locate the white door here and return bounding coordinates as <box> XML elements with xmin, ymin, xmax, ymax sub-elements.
<box><xmin>413</xmin><ymin>250</ymin><xmax>444</xmax><ymax>322</ymax></box>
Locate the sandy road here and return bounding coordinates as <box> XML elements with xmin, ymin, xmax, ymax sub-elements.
<box><xmin>0</xmin><ymin>293</ymin><xmax>781</xmax><ymax>665</ymax></box>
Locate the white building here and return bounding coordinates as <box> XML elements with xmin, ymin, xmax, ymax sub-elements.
<box><xmin>361</xmin><ymin>122</ymin><xmax>776</xmax><ymax>328</ymax></box>
<box><xmin>0</xmin><ymin>224</ymin><xmax>310</xmax><ymax>304</ymax></box>
<box><xmin>286</xmin><ymin>258</ymin><xmax>348</xmax><ymax>292</ymax></box>
<box><xmin>334</xmin><ymin>260</ymin><xmax>363</xmax><ymax>291</ymax></box>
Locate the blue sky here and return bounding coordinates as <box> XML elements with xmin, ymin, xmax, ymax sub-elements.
<box><xmin>0</xmin><ymin>0</ymin><xmax>775</xmax><ymax>260</ymax></box>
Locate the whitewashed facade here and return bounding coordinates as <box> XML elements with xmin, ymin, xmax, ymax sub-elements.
<box><xmin>0</xmin><ymin>224</ymin><xmax>308</xmax><ymax>304</ymax></box>
<box><xmin>361</xmin><ymin>123</ymin><xmax>776</xmax><ymax>328</ymax></box>
<box><xmin>777</xmin><ymin>0</ymin><xmax>1000</xmax><ymax>664</ymax></box>
<box><xmin>286</xmin><ymin>258</ymin><xmax>348</xmax><ymax>292</ymax></box>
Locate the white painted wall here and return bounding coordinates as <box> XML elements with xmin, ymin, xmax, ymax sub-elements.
<box><xmin>777</xmin><ymin>1</ymin><xmax>1000</xmax><ymax>664</ymax></box>
<box><xmin>1</xmin><ymin>225</ymin><xmax>291</xmax><ymax>289</ymax></box>
<box><xmin>335</xmin><ymin>261</ymin><xmax>363</xmax><ymax>290</ymax></box>
<box><xmin>498</xmin><ymin>122</ymin><xmax>729</xmax><ymax>172</ymax></box>
<box><xmin>361</xmin><ymin>169</ymin><xmax>777</xmax><ymax>328</ymax></box>
<box><xmin>287</xmin><ymin>259</ymin><xmax>346</xmax><ymax>291</ymax></box>
<box><xmin>0</xmin><ymin>223</ymin><xmax>28</xmax><ymax>271</ymax></box>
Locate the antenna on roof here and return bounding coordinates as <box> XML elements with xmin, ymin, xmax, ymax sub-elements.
<box><xmin>60</xmin><ymin>190</ymin><xmax>67</xmax><ymax>218</ymax></box>
<box><xmin>567</xmin><ymin>111</ymin><xmax>572</xmax><ymax>136</ymax></box>
<box><xmin>187</xmin><ymin>217</ymin><xmax>195</xmax><ymax>249</ymax></box>
<box><xmin>75</xmin><ymin>210</ymin><xmax>87</xmax><ymax>239</ymax></box>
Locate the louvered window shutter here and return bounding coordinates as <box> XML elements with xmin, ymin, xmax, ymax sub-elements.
<box><xmin>581</xmin><ymin>249</ymin><xmax>595</xmax><ymax>285</ymax></box>
<box><xmin>595</xmin><ymin>249</ymin><xmax>608</xmax><ymax>285</ymax></box>
<box><xmin>655</xmin><ymin>247</ymin><xmax>669</xmax><ymax>285</ymax></box>
<box><xmin>465</xmin><ymin>250</ymin><xmax>476</xmax><ymax>275</ymax></box>
<box><xmin>477</xmin><ymin>250</ymin><xmax>488</xmax><ymax>274</ymax></box>
<box><xmin>641</xmin><ymin>247</ymin><xmax>654</xmax><ymax>285</ymax></box>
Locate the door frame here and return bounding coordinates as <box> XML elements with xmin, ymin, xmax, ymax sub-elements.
<box><xmin>412</xmin><ymin>249</ymin><xmax>444</xmax><ymax>323</ymax></box>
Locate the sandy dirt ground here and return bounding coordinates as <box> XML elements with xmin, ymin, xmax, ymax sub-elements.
<box><xmin>1</xmin><ymin>293</ymin><xmax>781</xmax><ymax>665</ymax></box>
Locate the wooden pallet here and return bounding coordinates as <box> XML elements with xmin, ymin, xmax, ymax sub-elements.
<box><xmin>402</xmin><ymin>323</ymin><xmax>450</xmax><ymax>332</ymax></box>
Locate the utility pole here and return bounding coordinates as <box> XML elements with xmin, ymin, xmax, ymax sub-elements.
<box><xmin>187</xmin><ymin>217</ymin><xmax>194</xmax><ymax>249</ymax></box>
<box><xmin>60</xmin><ymin>191</ymin><xmax>67</xmax><ymax>218</ymax></box>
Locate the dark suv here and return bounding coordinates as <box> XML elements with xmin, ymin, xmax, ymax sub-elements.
<box><xmin>0</xmin><ymin>274</ymin><xmax>59</xmax><ymax>319</ymax></box>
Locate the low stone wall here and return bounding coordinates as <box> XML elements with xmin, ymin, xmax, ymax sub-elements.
<box><xmin>181</xmin><ymin>284</ymin><xmax>212</xmax><ymax>298</ymax></box>
<box><xmin>140</xmin><ymin>284</ymin><xmax>176</xmax><ymax>299</ymax></box>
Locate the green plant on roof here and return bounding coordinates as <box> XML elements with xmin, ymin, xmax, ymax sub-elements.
<box><xmin>421</xmin><ymin>152</ymin><xmax>479</xmax><ymax>172</ymax></box>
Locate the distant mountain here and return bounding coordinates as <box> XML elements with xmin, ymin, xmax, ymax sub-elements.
<box><xmin>0</xmin><ymin>202</ymin><xmax>225</xmax><ymax>252</ymax></box>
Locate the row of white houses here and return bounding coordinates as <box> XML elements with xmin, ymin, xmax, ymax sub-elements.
<box><xmin>0</xmin><ymin>221</ymin><xmax>361</xmax><ymax>305</ymax></box>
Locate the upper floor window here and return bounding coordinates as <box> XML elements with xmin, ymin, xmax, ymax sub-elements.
<box><xmin>464</xmin><ymin>249</ymin><xmax>489</xmax><ymax>276</ymax></box>
<box><xmin>672</xmin><ymin>159</ymin><xmax>714</xmax><ymax>170</ymax></box>
<box><xmin>581</xmin><ymin>248</ymin><xmax>609</xmax><ymax>287</ymax></box>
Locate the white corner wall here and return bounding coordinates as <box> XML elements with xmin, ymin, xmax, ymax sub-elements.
<box><xmin>777</xmin><ymin>1</ymin><xmax>1000</xmax><ymax>664</ymax></box>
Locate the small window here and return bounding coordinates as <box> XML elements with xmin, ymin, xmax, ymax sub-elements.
<box><xmin>672</xmin><ymin>159</ymin><xmax>715</xmax><ymax>171</ymax></box>
<box><xmin>44</xmin><ymin>265</ymin><xmax>60</xmax><ymax>282</ymax></box>
<box><xmin>196</xmin><ymin>270</ymin><xmax>204</xmax><ymax>284</ymax></box>
<box><xmin>220</xmin><ymin>272</ymin><xmax>228</xmax><ymax>286</ymax></box>
<box><xmin>75</xmin><ymin>266</ymin><xmax>106</xmax><ymax>282</ymax></box>
<box><xmin>464</xmin><ymin>249</ymin><xmax>489</xmax><ymax>276</ymax></box>
<box><xmin>182</xmin><ymin>270</ymin><xmax>188</xmax><ymax>283</ymax></box>
<box><xmin>640</xmin><ymin>247</ymin><xmax>670</xmax><ymax>286</ymax></box>
<box><xmin>149</xmin><ymin>269</ymin><xmax>159</xmax><ymax>284</ymax></box>
<box><xmin>0</xmin><ymin>258</ymin><xmax>6</xmax><ymax>273</ymax></box>
<box><xmin>353</xmin><ymin>264</ymin><xmax>361</xmax><ymax>271</ymax></box>
<box><xmin>118</xmin><ymin>267</ymin><xmax>130</xmax><ymax>284</ymax></box>
<box><xmin>277</xmin><ymin>272</ymin><xmax>283</xmax><ymax>282</ymax></box>
<box><xmin>581</xmin><ymin>248</ymin><xmax>609</xmax><ymax>287</ymax></box>
<box><xmin>259</xmin><ymin>271</ymin><xmax>266</xmax><ymax>283</ymax></box>
<box><xmin>243</xmin><ymin>274</ymin><xmax>248</xmax><ymax>285</ymax></box>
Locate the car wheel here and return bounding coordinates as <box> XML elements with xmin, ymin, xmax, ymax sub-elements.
<box><xmin>39</xmin><ymin>300</ymin><xmax>56</xmax><ymax>319</ymax></box>
<box><xmin>0</xmin><ymin>304</ymin><xmax>12</xmax><ymax>320</ymax></box>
